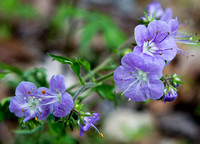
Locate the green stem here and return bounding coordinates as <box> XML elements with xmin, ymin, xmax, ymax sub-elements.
<box><xmin>162</xmin><ymin>76</ymin><xmax>170</xmax><ymax>86</ymax></box>
<box><xmin>79</xmin><ymin>89</ymin><xmax>95</xmax><ymax>102</ymax></box>
<box><xmin>73</xmin><ymin>83</ymin><xmax>96</xmax><ymax>102</ymax></box>
<box><xmin>73</xmin><ymin>72</ymin><xmax>114</xmax><ymax>102</ymax></box>
<box><xmin>67</xmin><ymin>36</ymin><xmax>133</xmax><ymax>91</ymax></box>
<box><xmin>95</xmin><ymin>71</ymin><xmax>114</xmax><ymax>83</ymax></box>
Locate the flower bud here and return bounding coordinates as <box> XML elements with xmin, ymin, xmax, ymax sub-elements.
<box><xmin>163</xmin><ymin>86</ymin><xmax>178</xmax><ymax>103</ymax></box>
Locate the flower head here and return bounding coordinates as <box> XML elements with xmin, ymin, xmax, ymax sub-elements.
<box><xmin>134</xmin><ymin>20</ymin><xmax>177</xmax><ymax>67</ymax></box>
<box><xmin>114</xmin><ymin>52</ymin><xmax>164</xmax><ymax>101</ymax></box>
<box><xmin>39</xmin><ymin>75</ymin><xmax>74</xmax><ymax>117</ymax></box>
<box><xmin>9</xmin><ymin>82</ymin><xmax>50</xmax><ymax>122</ymax></box>
<box><xmin>146</xmin><ymin>1</ymin><xmax>173</xmax><ymax>22</ymax></box>
<box><xmin>146</xmin><ymin>1</ymin><xmax>164</xmax><ymax>19</ymax></box>
<box><xmin>163</xmin><ymin>86</ymin><xmax>178</xmax><ymax>103</ymax></box>
<box><xmin>79</xmin><ymin>113</ymin><xmax>103</xmax><ymax>138</ymax></box>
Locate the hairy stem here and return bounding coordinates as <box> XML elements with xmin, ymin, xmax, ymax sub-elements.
<box><xmin>162</xmin><ymin>76</ymin><xmax>170</xmax><ymax>86</ymax></box>
<box><xmin>73</xmin><ymin>83</ymin><xmax>96</xmax><ymax>101</ymax></box>
<box><xmin>95</xmin><ymin>71</ymin><xmax>114</xmax><ymax>83</ymax></box>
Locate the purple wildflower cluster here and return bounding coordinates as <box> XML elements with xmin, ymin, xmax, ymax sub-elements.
<box><xmin>9</xmin><ymin>74</ymin><xmax>101</xmax><ymax>137</ymax></box>
<box><xmin>9</xmin><ymin>75</ymin><xmax>74</xmax><ymax>122</ymax></box>
<box><xmin>114</xmin><ymin>1</ymin><xmax>197</xmax><ymax>102</ymax></box>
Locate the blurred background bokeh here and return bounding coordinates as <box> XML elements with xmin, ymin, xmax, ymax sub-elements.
<box><xmin>0</xmin><ymin>0</ymin><xmax>200</xmax><ymax>144</ymax></box>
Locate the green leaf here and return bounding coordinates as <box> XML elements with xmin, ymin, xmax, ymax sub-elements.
<box><xmin>78</xmin><ymin>58</ymin><xmax>90</xmax><ymax>71</ymax></box>
<box><xmin>0</xmin><ymin>72</ymin><xmax>9</xmax><ymax>80</ymax></box>
<box><xmin>79</xmin><ymin>117</ymin><xmax>85</xmax><ymax>126</ymax></box>
<box><xmin>0</xmin><ymin>97</ymin><xmax>13</xmax><ymax>122</ymax></box>
<box><xmin>78</xmin><ymin>58</ymin><xmax>95</xmax><ymax>81</ymax></box>
<box><xmin>49</xmin><ymin>122</ymin><xmax>66</xmax><ymax>136</ymax></box>
<box><xmin>48</xmin><ymin>53</ymin><xmax>74</xmax><ymax>64</ymax></box>
<box><xmin>1</xmin><ymin>97</ymin><xmax>11</xmax><ymax>106</ymax></box>
<box><xmin>71</xmin><ymin>62</ymin><xmax>85</xmax><ymax>85</ymax></box>
<box><xmin>0</xmin><ymin>62</ymin><xmax>23</xmax><ymax>75</ymax></box>
<box><xmin>14</xmin><ymin>126</ymin><xmax>42</xmax><ymax>135</ymax></box>
<box><xmin>48</xmin><ymin>53</ymin><xmax>85</xmax><ymax>85</ymax></box>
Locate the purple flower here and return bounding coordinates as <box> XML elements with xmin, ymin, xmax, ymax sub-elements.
<box><xmin>114</xmin><ymin>52</ymin><xmax>164</xmax><ymax>101</ymax></box>
<box><xmin>146</xmin><ymin>1</ymin><xmax>173</xmax><ymax>22</ymax></box>
<box><xmin>163</xmin><ymin>86</ymin><xmax>178</xmax><ymax>103</ymax></box>
<box><xmin>146</xmin><ymin>1</ymin><xmax>164</xmax><ymax>19</ymax></box>
<box><xmin>38</xmin><ymin>75</ymin><xmax>74</xmax><ymax>117</ymax></box>
<box><xmin>134</xmin><ymin>20</ymin><xmax>177</xmax><ymax>67</ymax></box>
<box><xmin>9</xmin><ymin>82</ymin><xmax>50</xmax><ymax>122</ymax></box>
<box><xmin>79</xmin><ymin>113</ymin><xmax>103</xmax><ymax>138</ymax></box>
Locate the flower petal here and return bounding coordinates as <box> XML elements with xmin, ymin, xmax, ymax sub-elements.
<box><xmin>114</xmin><ymin>66</ymin><xmax>135</xmax><ymax>90</ymax></box>
<box><xmin>156</xmin><ymin>37</ymin><xmax>177</xmax><ymax>61</ymax></box>
<box><xmin>9</xmin><ymin>96</ymin><xmax>26</xmax><ymax>117</ymax></box>
<box><xmin>148</xmin><ymin>20</ymin><xmax>171</xmax><ymax>43</ymax></box>
<box><xmin>168</xmin><ymin>17</ymin><xmax>179</xmax><ymax>36</ymax></box>
<box><xmin>121</xmin><ymin>52</ymin><xmax>145</xmax><ymax>71</ymax></box>
<box><xmin>50</xmin><ymin>75</ymin><xmax>66</xmax><ymax>93</ymax></box>
<box><xmin>148</xmin><ymin>79</ymin><xmax>164</xmax><ymax>100</ymax></box>
<box><xmin>53</xmin><ymin>92</ymin><xmax>74</xmax><ymax>117</ymax></box>
<box><xmin>161</xmin><ymin>8</ymin><xmax>173</xmax><ymax>22</ymax></box>
<box><xmin>15</xmin><ymin>81</ymin><xmax>37</xmax><ymax>98</ymax></box>
<box><xmin>124</xmin><ymin>84</ymin><xmax>148</xmax><ymax>101</ymax></box>
<box><xmin>134</xmin><ymin>25</ymin><xmax>148</xmax><ymax>47</ymax></box>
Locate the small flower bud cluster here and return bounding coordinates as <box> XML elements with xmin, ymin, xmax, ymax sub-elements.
<box><xmin>114</xmin><ymin>2</ymin><xmax>193</xmax><ymax>102</ymax></box>
<box><xmin>161</xmin><ymin>74</ymin><xmax>182</xmax><ymax>103</ymax></box>
<box><xmin>9</xmin><ymin>75</ymin><xmax>74</xmax><ymax>122</ymax></box>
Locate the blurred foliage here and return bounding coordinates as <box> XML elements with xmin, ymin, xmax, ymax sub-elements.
<box><xmin>50</xmin><ymin>3</ymin><xmax>126</xmax><ymax>58</ymax></box>
<box><xmin>0</xmin><ymin>97</ymin><xmax>13</xmax><ymax>122</ymax></box>
<box><xmin>0</xmin><ymin>0</ymin><xmax>38</xmax><ymax>19</ymax></box>
<box><xmin>0</xmin><ymin>62</ymin><xmax>48</xmax><ymax>88</ymax></box>
<box><xmin>0</xmin><ymin>24</ymin><xmax>12</xmax><ymax>39</ymax></box>
<box><xmin>14</xmin><ymin>118</ymin><xmax>77</xmax><ymax>144</ymax></box>
<box><xmin>95</xmin><ymin>83</ymin><xmax>117</xmax><ymax>104</ymax></box>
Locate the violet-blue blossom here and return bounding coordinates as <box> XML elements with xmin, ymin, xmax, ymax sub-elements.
<box><xmin>146</xmin><ymin>1</ymin><xmax>173</xmax><ymax>22</ymax></box>
<box><xmin>134</xmin><ymin>20</ymin><xmax>177</xmax><ymax>67</ymax></box>
<box><xmin>38</xmin><ymin>75</ymin><xmax>74</xmax><ymax>117</ymax></box>
<box><xmin>163</xmin><ymin>86</ymin><xmax>178</xmax><ymax>103</ymax></box>
<box><xmin>79</xmin><ymin>113</ymin><xmax>103</xmax><ymax>138</ymax></box>
<box><xmin>114</xmin><ymin>52</ymin><xmax>164</xmax><ymax>101</ymax></box>
<box><xmin>9</xmin><ymin>82</ymin><xmax>50</xmax><ymax>122</ymax></box>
